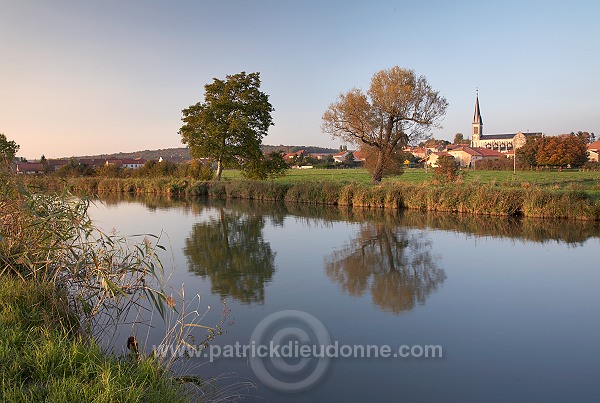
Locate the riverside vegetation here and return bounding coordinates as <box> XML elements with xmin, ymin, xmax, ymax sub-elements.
<box><xmin>24</xmin><ymin>168</ymin><xmax>600</xmax><ymax>221</ymax></box>
<box><xmin>0</xmin><ymin>173</ymin><xmax>235</xmax><ymax>402</ymax></box>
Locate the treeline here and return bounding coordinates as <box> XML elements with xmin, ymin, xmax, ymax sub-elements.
<box><xmin>472</xmin><ymin>158</ymin><xmax>600</xmax><ymax>171</ymax></box>
<box><xmin>62</xmin><ymin>145</ymin><xmax>339</xmax><ymax>165</ymax></box>
<box><xmin>76</xmin><ymin>147</ymin><xmax>191</xmax><ymax>164</ymax></box>
<box><xmin>54</xmin><ymin>158</ymin><xmax>214</xmax><ymax>180</ymax></box>
<box><xmin>260</xmin><ymin>145</ymin><xmax>338</xmax><ymax>154</ymax></box>
<box><xmin>517</xmin><ymin>133</ymin><xmax>589</xmax><ymax>168</ymax></box>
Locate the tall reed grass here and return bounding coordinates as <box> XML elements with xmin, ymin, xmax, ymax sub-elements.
<box><xmin>0</xmin><ymin>173</ymin><xmax>237</xmax><ymax>401</ymax></box>
<box><xmin>21</xmin><ymin>175</ymin><xmax>600</xmax><ymax>220</ymax></box>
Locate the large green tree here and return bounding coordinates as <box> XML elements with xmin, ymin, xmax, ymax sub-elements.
<box><xmin>0</xmin><ymin>133</ymin><xmax>19</xmax><ymax>168</ymax></box>
<box><xmin>322</xmin><ymin>66</ymin><xmax>448</xmax><ymax>182</ymax></box>
<box><xmin>183</xmin><ymin>207</ymin><xmax>276</xmax><ymax>303</ymax></box>
<box><xmin>179</xmin><ymin>72</ymin><xmax>274</xmax><ymax>180</ymax></box>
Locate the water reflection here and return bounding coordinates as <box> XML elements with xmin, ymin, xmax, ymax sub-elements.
<box><xmin>183</xmin><ymin>207</ymin><xmax>275</xmax><ymax>303</ymax></box>
<box><xmin>325</xmin><ymin>223</ymin><xmax>445</xmax><ymax>314</ymax></box>
<box><xmin>95</xmin><ymin>193</ymin><xmax>600</xmax><ymax>246</ymax></box>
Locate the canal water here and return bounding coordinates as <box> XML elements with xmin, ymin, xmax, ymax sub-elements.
<box><xmin>89</xmin><ymin>195</ymin><xmax>600</xmax><ymax>402</ymax></box>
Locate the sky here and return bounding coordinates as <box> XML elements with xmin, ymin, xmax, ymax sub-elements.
<box><xmin>1</xmin><ymin>0</ymin><xmax>599</xmax><ymax>159</ymax></box>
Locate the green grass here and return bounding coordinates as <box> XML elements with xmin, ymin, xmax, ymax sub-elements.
<box><xmin>221</xmin><ymin>167</ymin><xmax>600</xmax><ymax>196</ymax></box>
<box><xmin>0</xmin><ymin>275</ymin><xmax>187</xmax><ymax>403</ymax></box>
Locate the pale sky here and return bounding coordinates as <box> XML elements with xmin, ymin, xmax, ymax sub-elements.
<box><xmin>1</xmin><ymin>0</ymin><xmax>598</xmax><ymax>159</ymax></box>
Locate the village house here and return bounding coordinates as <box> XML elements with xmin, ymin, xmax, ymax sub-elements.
<box><xmin>105</xmin><ymin>158</ymin><xmax>145</xmax><ymax>169</ymax></box>
<box><xmin>15</xmin><ymin>162</ymin><xmax>45</xmax><ymax>174</ymax></box>
<box><xmin>447</xmin><ymin>146</ymin><xmax>504</xmax><ymax>168</ymax></box>
<box><xmin>310</xmin><ymin>153</ymin><xmax>334</xmax><ymax>160</ymax></box>
<box><xmin>75</xmin><ymin>159</ymin><xmax>104</xmax><ymax>168</ymax></box>
<box><xmin>587</xmin><ymin>140</ymin><xmax>600</xmax><ymax>162</ymax></box>
<box><xmin>332</xmin><ymin>150</ymin><xmax>366</xmax><ymax>163</ymax></box>
<box><xmin>283</xmin><ymin>150</ymin><xmax>308</xmax><ymax>160</ymax></box>
<box><xmin>425</xmin><ymin>151</ymin><xmax>451</xmax><ymax>167</ymax></box>
<box><xmin>48</xmin><ymin>159</ymin><xmax>70</xmax><ymax>171</ymax></box>
<box><xmin>403</xmin><ymin>146</ymin><xmax>429</xmax><ymax>160</ymax></box>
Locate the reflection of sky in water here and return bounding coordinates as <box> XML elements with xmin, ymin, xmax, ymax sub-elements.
<box><xmin>88</xmin><ymin>199</ymin><xmax>600</xmax><ymax>403</ymax></box>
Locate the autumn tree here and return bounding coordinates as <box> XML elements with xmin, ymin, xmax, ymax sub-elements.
<box><xmin>179</xmin><ymin>72</ymin><xmax>275</xmax><ymax>180</ymax></box>
<box><xmin>322</xmin><ymin>67</ymin><xmax>448</xmax><ymax>182</ymax></box>
<box><xmin>517</xmin><ymin>134</ymin><xmax>588</xmax><ymax>168</ymax></box>
<box><xmin>453</xmin><ymin>133</ymin><xmax>464</xmax><ymax>144</ymax></box>
<box><xmin>536</xmin><ymin>134</ymin><xmax>588</xmax><ymax>167</ymax></box>
<box><xmin>325</xmin><ymin>223</ymin><xmax>445</xmax><ymax>313</ymax></box>
<box><xmin>516</xmin><ymin>135</ymin><xmax>544</xmax><ymax>168</ymax></box>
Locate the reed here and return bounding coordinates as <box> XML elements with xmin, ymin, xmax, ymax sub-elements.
<box><xmin>19</xmin><ymin>175</ymin><xmax>600</xmax><ymax>220</ymax></box>
<box><xmin>0</xmin><ymin>173</ymin><xmax>235</xmax><ymax>401</ymax></box>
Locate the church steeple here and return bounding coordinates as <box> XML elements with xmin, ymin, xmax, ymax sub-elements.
<box><xmin>473</xmin><ymin>95</ymin><xmax>483</xmax><ymax>125</ymax></box>
<box><xmin>472</xmin><ymin>91</ymin><xmax>483</xmax><ymax>144</ymax></box>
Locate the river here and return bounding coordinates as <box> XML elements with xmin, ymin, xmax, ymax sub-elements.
<box><xmin>89</xmin><ymin>195</ymin><xmax>600</xmax><ymax>402</ymax></box>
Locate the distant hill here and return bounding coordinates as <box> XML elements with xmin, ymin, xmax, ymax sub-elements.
<box><xmin>70</xmin><ymin>145</ymin><xmax>339</xmax><ymax>163</ymax></box>
<box><xmin>261</xmin><ymin>145</ymin><xmax>339</xmax><ymax>154</ymax></box>
<box><xmin>75</xmin><ymin>148</ymin><xmax>191</xmax><ymax>163</ymax></box>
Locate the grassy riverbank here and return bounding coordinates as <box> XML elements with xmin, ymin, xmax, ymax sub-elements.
<box><xmin>0</xmin><ymin>275</ymin><xmax>187</xmax><ymax>402</ymax></box>
<box><xmin>0</xmin><ymin>175</ymin><xmax>191</xmax><ymax>402</ymax></box>
<box><xmin>23</xmin><ymin>170</ymin><xmax>600</xmax><ymax>220</ymax></box>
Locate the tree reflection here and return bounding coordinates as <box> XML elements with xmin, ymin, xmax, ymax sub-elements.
<box><xmin>325</xmin><ymin>223</ymin><xmax>445</xmax><ymax>313</ymax></box>
<box><xmin>183</xmin><ymin>208</ymin><xmax>275</xmax><ymax>303</ymax></box>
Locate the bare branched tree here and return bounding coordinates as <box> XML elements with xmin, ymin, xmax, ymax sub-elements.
<box><xmin>322</xmin><ymin>67</ymin><xmax>448</xmax><ymax>182</ymax></box>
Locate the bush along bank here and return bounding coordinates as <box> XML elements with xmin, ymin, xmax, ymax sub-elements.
<box><xmin>0</xmin><ymin>175</ymin><xmax>214</xmax><ymax>402</ymax></box>
<box><xmin>23</xmin><ymin>176</ymin><xmax>600</xmax><ymax>221</ymax></box>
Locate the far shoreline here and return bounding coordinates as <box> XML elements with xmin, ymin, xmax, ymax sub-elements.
<box><xmin>22</xmin><ymin>171</ymin><xmax>600</xmax><ymax>221</ymax></box>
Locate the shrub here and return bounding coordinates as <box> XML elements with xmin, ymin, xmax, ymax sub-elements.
<box><xmin>433</xmin><ymin>155</ymin><xmax>460</xmax><ymax>183</ymax></box>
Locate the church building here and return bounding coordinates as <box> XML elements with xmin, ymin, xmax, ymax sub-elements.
<box><xmin>470</xmin><ymin>95</ymin><xmax>543</xmax><ymax>152</ymax></box>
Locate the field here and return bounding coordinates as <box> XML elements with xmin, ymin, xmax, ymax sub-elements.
<box><xmin>221</xmin><ymin>168</ymin><xmax>600</xmax><ymax>197</ymax></box>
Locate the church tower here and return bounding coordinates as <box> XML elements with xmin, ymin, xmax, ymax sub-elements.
<box><xmin>472</xmin><ymin>94</ymin><xmax>483</xmax><ymax>146</ymax></box>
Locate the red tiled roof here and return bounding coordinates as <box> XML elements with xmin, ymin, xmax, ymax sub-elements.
<box><xmin>452</xmin><ymin>147</ymin><xmax>503</xmax><ymax>157</ymax></box>
<box><xmin>121</xmin><ymin>159</ymin><xmax>145</xmax><ymax>165</ymax></box>
<box><xmin>451</xmin><ymin>147</ymin><xmax>478</xmax><ymax>156</ymax></box>
<box><xmin>16</xmin><ymin>163</ymin><xmax>44</xmax><ymax>172</ymax></box>
<box><xmin>472</xmin><ymin>147</ymin><xmax>504</xmax><ymax>157</ymax></box>
<box><xmin>587</xmin><ymin>140</ymin><xmax>600</xmax><ymax>151</ymax></box>
<box><xmin>352</xmin><ymin>150</ymin><xmax>367</xmax><ymax>160</ymax></box>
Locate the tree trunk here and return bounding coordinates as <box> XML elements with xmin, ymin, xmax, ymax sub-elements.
<box><xmin>216</xmin><ymin>159</ymin><xmax>224</xmax><ymax>181</ymax></box>
<box><xmin>372</xmin><ymin>150</ymin><xmax>385</xmax><ymax>183</ymax></box>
